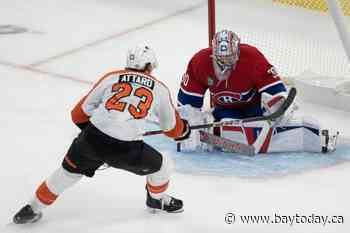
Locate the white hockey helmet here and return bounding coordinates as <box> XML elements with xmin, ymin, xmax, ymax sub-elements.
<box><xmin>212</xmin><ymin>30</ymin><xmax>240</xmax><ymax>72</ymax></box>
<box><xmin>126</xmin><ymin>45</ymin><xmax>158</xmax><ymax>71</ymax></box>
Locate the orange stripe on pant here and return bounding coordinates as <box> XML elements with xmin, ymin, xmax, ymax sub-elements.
<box><xmin>147</xmin><ymin>181</ymin><xmax>169</xmax><ymax>194</ymax></box>
<box><xmin>36</xmin><ymin>181</ymin><xmax>58</xmax><ymax>205</ymax></box>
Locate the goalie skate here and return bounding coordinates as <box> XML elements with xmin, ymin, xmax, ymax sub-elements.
<box><xmin>13</xmin><ymin>205</ymin><xmax>42</xmax><ymax>224</ymax></box>
<box><xmin>321</xmin><ymin>129</ymin><xmax>339</xmax><ymax>153</ymax></box>
<box><xmin>146</xmin><ymin>188</ymin><xmax>183</xmax><ymax>213</ymax></box>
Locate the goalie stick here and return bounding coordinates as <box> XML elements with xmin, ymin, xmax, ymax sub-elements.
<box><xmin>199</xmin><ymin>120</ymin><xmax>272</xmax><ymax>155</ymax></box>
<box><xmin>199</xmin><ymin>88</ymin><xmax>297</xmax><ymax>155</ymax></box>
<box><xmin>143</xmin><ymin>87</ymin><xmax>297</xmax><ymax>136</ymax></box>
<box><xmin>199</xmin><ymin>130</ymin><xmax>256</xmax><ymax>156</ymax></box>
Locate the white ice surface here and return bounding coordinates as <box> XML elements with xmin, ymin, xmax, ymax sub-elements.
<box><xmin>1</xmin><ymin>1</ymin><xmax>350</xmax><ymax>233</ymax></box>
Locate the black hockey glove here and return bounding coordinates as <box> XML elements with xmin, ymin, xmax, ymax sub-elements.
<box><xmin>175</xmin><ymin>119</ymin><xmax>191</xmax><ymax>141</ymax></box>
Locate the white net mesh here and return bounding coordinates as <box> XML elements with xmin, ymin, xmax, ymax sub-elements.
<box><xmin>274</xmin><ymin>0</ymin><xmax>350</xmax><ymax>15</ymax></box>
<box><xmin>216</xmin><ymin>0</ymin><xmax>350</xmax><ymax>78</ymax></box>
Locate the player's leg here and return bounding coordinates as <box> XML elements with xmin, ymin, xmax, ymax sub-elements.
<box><xmin>13</xmin><ymin>129</ymin><xmax>104</xmax><ymax>224</ymax></box>
<box><xmin>13</xmin><ymin>166</ymin><xmax>84</xmax><ymax>224</ymax></box>
<box><xmin>105</xmin><ymin>141</ymin><xmax>183</xmax><ymax>213</ymax></box>
<box><xmin>145</xmin><ymin>150</ymin><xmax>183</xmax><ymax>213</ymax></box>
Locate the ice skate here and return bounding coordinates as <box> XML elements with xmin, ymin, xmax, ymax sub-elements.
<box><xmin>13</xmin><ymin>205</ymin><xmax>42</xmax><ymax>224</ymax></box>
<box><xmin>321</xmin><ymin>129</ymin><xmax>339</xmax><ymax>153</ymax></box>
<box><xmin>146</xmin><ymin>188</ymin><xmax>183</xmax><ymax>213</ymax></box>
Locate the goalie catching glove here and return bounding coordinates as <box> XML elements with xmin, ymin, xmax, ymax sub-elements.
<box><xmin>174</xmin><ymin>119</ymin><xmax>191</xmax><ymax>141</ymax></box>
<box><xmin>261</xmin><ymin>91</ymin><xmax>298</xmax><ymax>125</ymax></box>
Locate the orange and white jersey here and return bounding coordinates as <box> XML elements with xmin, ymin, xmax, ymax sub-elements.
<box><xmin>71</xmin><ymin>70</ymin><xmax>184</xmax><ymax>141</ymax></box>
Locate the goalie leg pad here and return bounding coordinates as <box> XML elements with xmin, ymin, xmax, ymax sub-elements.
<box><xmin>221</xmin><ymin>119</ymin><xmax>269</xmax><ymax>145</ymax></box>
<box><xmin>221</xmin><ymin>116</ymin><xmax>325</xmax><ymax>153</ymax></box>
<box><xmin>269</xmin><ymin>117</ymin><xmax>321</xmax><ymax>152</ymax></box>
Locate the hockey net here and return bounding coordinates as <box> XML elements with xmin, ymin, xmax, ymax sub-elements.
<box><xmin>274</xmin><ymin>0</ymin><xmax>349</xmax><ymax>15</ymax></box>
<box><xmin>207</xmin><ymin>0</ymin><xmax>350</xmax><ymax>110</ymax></box>
<box><xmin>209</xmin><ymin>0</ymin><xmax>350</xmax><ymax>79</ymax></box>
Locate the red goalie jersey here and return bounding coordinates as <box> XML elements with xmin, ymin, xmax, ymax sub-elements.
<box><xmin>177</xmin><ymin>41</ymin><xmax>287</xmax><ymax>120</ymax></box>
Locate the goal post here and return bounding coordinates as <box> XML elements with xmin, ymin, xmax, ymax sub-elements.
<box><xmin>325</xmin><ymin>0</ymin><xmax>350</xmax><ymax>62</ymax></box>
<box><xmin>208</xmin><ymin>0</ymin><xmax>216</xmax><ymax>47</ymax></box>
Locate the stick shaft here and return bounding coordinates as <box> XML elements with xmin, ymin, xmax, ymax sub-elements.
<box><xmin>143</xmin><ymin>87</ymin><xmax>296</xmax><ymax>136</ymax></box>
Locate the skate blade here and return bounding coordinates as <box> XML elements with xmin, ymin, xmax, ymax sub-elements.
<box><xmin>30</xmin><ymin>213</ymin><xmax>43</xmax><ymax>223</ymax></box>
<box><xmin>147</xmin><ymin>207</ymin><xmax>184</xmax><ymax>214</ymax></box>
<box><xmin>13</xmin><ymin>212</ymin><xmax>42</xmax><ymax>224</ymax></box>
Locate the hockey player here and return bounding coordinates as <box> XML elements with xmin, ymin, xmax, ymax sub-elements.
<box><xmin>13</xmin><ymin>45</ymin><xmax>190</xmax><ymax>224</ymax></box>
<box><xmin>177</xmin><ymin>29</ymin><xmax>336</xmax><ymax>153</ymax></box>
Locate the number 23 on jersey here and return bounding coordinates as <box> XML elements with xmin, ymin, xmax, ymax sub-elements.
<box><xmin>105</xmin><ymin>82</ymin><xmax>153</xmax><ymax>119</ymax></box>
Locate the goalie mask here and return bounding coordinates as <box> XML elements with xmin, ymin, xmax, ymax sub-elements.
<box><xmin>126</xmin><ymin>45</ymin><xmax>158</xmax><ymax>71</ymax></box>
<box><xmin>212</xmin><ymin>30</ymin><xmax>240</xmax><ymax>75</ymax></box>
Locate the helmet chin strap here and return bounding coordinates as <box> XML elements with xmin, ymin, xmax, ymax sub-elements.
<box><xmin>216</xmin><ymin>61</ymin><xmax>235</xmax><ymax>80</ymax></box>
<box><xmin>213</xmin><ymin>64</ymin><xmax>231</xmax><ymax>83</ymax></box>
<box><xmin>212</xmin><ymin>56</ymin><xmax>237</xmax><ymax>77</ymax></box>
<box><xmin>220</xmin><ymin>65</ymin><xmax>231</xmax><ymax>75</ymax></box>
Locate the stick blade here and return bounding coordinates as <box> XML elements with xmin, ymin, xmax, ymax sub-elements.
<box><xmin>199</xmin><ymin>130</ymin><xmax>255</xmax><ymax>156</ymax></box>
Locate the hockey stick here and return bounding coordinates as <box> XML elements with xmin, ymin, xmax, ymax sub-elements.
<box><xmin>199</xmin><ymin>120</ymin><xmax>272</xmax><ymax>155</ymax></box>
<box><xmin>143</xmin><ymin>87</ymin><xmax>297</xmax><ymax>136</ymax></box>
<box><xmin>199</xmin><ymin>130</ymin><xmax>256</xmax><ymax>156</ymax></box>
<box><xmin>199</xmin><ymin>88</ymin><xmax>297</xmax><ymax>155</ymax></box>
